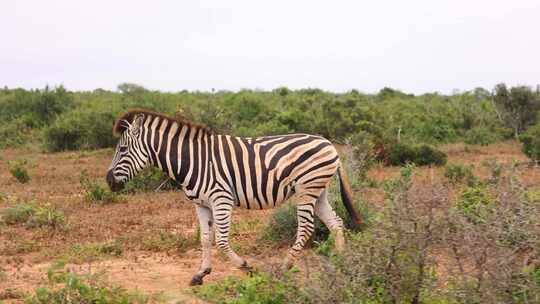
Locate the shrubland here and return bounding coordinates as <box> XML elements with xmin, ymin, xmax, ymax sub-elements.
<box><xmin>197</xmin><ymin>163</ymin><xmax>540</xmax><ymax>304</ymax></box>
<box><xmin>3</xmin><ymin>83</ymin><xmax>539</xmax><ymax>164</ymax></box>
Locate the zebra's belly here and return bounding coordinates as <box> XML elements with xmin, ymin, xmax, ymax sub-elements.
<box><xmin>234</xmin><ymin>181</ymin><xmax>296</xmax><ymax>210</ymax></box>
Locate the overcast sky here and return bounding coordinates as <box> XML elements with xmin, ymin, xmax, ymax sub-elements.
<box><xmin>1</xmin><ymin>0</ymin><xmax>539</xmax><ymax>94</ymax></box>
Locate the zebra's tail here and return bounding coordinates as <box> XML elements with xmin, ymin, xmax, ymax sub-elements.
<box><xmin>337</xmin><ymin>165</ymin><xmax>362</xmax><ymax>230</ymax></box>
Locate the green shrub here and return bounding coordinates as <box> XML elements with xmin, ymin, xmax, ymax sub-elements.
<box><xmin>520</xmin><ymin>123</ymin><xmax>540</xmax><ymax>161</ymax></box>
<box><xmin>26</xmin><ymin>262</ymin><xmax>149</xmax><ymax>304</ymax></box>
<box><xmin>387</xmin><ymin>143</ymin><xmax>447</xmax><ymax>166</ymax></box>
<box><xmin>121</xmin><ymin>167</ymin><xmax>174</xmax><ymax>193</ymax></box>
<box><xmin>43</xmin><ymin>107</ymin><xmax>117</xmax><ymax>152</ymax></box>
<box><xmin>8</xmin><ymin>159</ymin><xmax>30</xmax><ymax>183</ymax></box>
<box><xmin>1</xmin><ymin>203</ymin><xmax>65</xmax><ymax>229</ymax></box>
<box><xmin>80</xmin><ymin>170</ymin><xmax>122</xmax><ymax>204</ymax></box>
<box><xmin>260</xmin><ymin>203</ymin><xmax>327</xmax><ymax>245</ymax></box>
<box><xmin>0</xmin><ymin>86</ymin><xmax>73</xmax><ymax>125</ymax></box>
<box><xmin>464</xmin><ymin>127</ymin><xmax>498</xmax><ymax>146</ymax></box>
<box><xmin>0</xmin><ymin>119</ymin><xmax>32</xmax><ymax>148</ymax></box>
<box><xmin>414</xmin><ymin>144</ymin><xmax>447</xmax><ymax>166</ymax></box>
<box><xmin>1</xmin><ymin>203</ymin><xmax>35</xmax><ymax>225</ymax></box>
<box><xmin>192</xmin><ymin>272</ymin><xmax>305</xmax><ymax>304</ymax></box>
<box><xmin>444</xmin><ymin>163</ymin><xmax>477</xmax><ymax>186</ymax></box>
<box><xmin>454</xmin><ymin>186</ymin><xmax>493</xmax><ymax>224</ymax></box>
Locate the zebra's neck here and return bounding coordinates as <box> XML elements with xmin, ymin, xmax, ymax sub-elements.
<box><xmin>142</xmin><ymin>115</ymin><xmax>212</xmax><ymax>192</ymax></box>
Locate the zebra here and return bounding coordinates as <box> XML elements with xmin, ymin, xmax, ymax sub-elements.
<box><xmin>106</xmin><ymin>109</ymin><xmax>361</xmax><ymax>285</ymax></box>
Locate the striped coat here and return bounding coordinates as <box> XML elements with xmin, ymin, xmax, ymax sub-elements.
<box><xmin>107</xmin><ymin>109</ymin><xmax>360</xmax><ymax>285</ymax></box>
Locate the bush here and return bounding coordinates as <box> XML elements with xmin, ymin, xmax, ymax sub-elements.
<box><xmin>260</xmin><ymin>150</ymin><xmax>372</xmax><ymax>246</ymax></box>
<box><xmin>192</xmin><ymin>272</ymin><xmax>306</xmax><ymax>304</ymax></box>
<box><xmin>0</xmin><ymin>119</ymin><xmax>32</xmax><ymax>148</ymax></box>
<box><xmin>1</xmin><ymin>203</ymin><xmax>65</xmax><ymax>229</ymax></box>
<box><xmin>194</xmin><ymin>164</ymin><xmax>540</xmax><ymax>304</ymax></box>
<box><xmin>260</xmin><ymin>203</ymin><xmax>328</xmax><ymax>245</ymax></box>
<box><xmin>520</xmin><ymin>123</ymin><xmax>540</xmax><ymax>161</ymax></box>
<box><xmin>464</xmin><ymin>127</ymin><xmax>498</xmax><ymax>146</ymax></box>
<box><xmin>414</xmin><ymin>144</ymin><xmax>447</xmax><ymax>166</ymax></box>
<box><xmin>80</xmin><ymin>170</ymin><xmax>122</xmax><ymax>204</ymax></box>
<box><xmin>444</xmin><ymin>163</ymin><xmax>477</xmax><ymax>186</ymax></box>
<box><xmin>43</xmin><ymin>107</ymin><xmax>117</xmax><ymax>152</ymax></box>
<box><xmin>8</xmin><ymin>159</ymin><xmax>30</xmax><ymax>183</ymax></box>
<box><xmin>386</xmin><ymin>143</ymin><xmax>447</xmax><ymax>166</ymax></box>
<box><xmin>121</xmin><ymin>167</ymin><xmax>175</xmax><ymax>193</ymax></box>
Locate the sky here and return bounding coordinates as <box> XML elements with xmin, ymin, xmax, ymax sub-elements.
<box><xmin>1</xmin><ymin>0</ymin><xmax>539</xmax><ymax>94</ymax></box>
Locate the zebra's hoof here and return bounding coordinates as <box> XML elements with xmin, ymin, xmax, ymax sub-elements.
<box><xmin>239</xmin><ymin>261</ymin><xmax>254</xmax><ymax>275</ymax></box>
<box><xmin>189</xmin><ymin>275</ymin><xmax>204</xmax><ymax>286</ymax></box>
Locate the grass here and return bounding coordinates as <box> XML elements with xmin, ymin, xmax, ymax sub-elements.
<box><xmin>80</xmin><ymin>170</ymin><xmax>123</xmax><ymax>204</ymax></box>
<box><xmin>0</xmin><ymin>288</ymin><xmax>26</xmax><ymax>302</ymax></box>
<box><xmin>0</xmin><ymin>239</ymin><xmax>40</xmax><ymax>255</ymax></box>
<box><xmin>192</xmin><ymin>272</ymin><xmax>305</xmax><ymax>304</ymax></box>
<box><xmin>8</xmin><ymin>159</ymin><xmax>30</xmax><ymax>183</ymax></box>
<box><xmin>140</xmin><ymin>230</ymin><xmax>198</xmax><ymax>253</ymax></box>
<box><xmin>25</xmin><ymin>261</ymin><xmax>152</xmax><ymax>304</ymax></box>
<box><xmin>0</xmin><ymin>202</ymin><xmax>65</xmax><ymax>229</ymax></box>
<box><xmin>61</xmin><ymin>241</ymin><xmax>123</xmax><ymax>264</ymax></box>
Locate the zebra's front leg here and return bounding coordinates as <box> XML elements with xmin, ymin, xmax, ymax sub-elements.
<box><xmin>283</xmin><ymin>195</ymin><xmax>317</xmax><ymax>270</ymax></box>
<box><xmin>212</xmin><ymin>199</ymin><xmax>252</xmax><ymax>272</ymax></box>
<box><xmin>190</xmin><ymin>205</ymin><xmax>214</xmax><ymax>286</ymax></box>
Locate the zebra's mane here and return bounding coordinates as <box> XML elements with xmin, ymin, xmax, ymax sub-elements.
<box><xmin>113</xmin><ymin>108</ymin><xmax>214</xmax><ymax>137</ymax></box>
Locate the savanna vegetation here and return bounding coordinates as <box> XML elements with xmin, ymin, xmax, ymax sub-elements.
<box><xmin>1</xmin><ymin>83</ymin><xmax>540</xmax><ymax>303</ymax></box>
<box><xmin>2</xmin><ymin>83</ymin><xmax>539</xmax><ymax>164</ymax></box>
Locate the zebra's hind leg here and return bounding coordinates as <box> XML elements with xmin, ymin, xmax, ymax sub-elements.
<box><xmin>212</xmin><ymin>198</ymin><xmax>252</xmax><ymax>273</ymax></box>
<box><xmin>314</xmin><ymin>189</ymin><xmax>345</xmax><ymax>252</ymax></box>
<box><xmin>283</xmin><ymin>194</ymin><xmax>317</xmax><ymax>270</ymax></box>
<box><xmin>190</xmin><ymin>205</ymin><xmax>214</xmax><ymax>286</ymax></box>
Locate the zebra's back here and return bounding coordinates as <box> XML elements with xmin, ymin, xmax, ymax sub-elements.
<box><xmin>211</xmin><ymin>133</ymin><xmax>340</xmax><ymax>209</ymax></box>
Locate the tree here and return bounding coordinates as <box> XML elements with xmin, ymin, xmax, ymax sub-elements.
<box><xmin>492</xmin><ymin>83</ymin><xmax>540</xmax><ymax>138</ymax></box>
<box><xmin>117</xmin><ymin>83</ymin><xmax>147</xmax><ymax>95</ymax></box>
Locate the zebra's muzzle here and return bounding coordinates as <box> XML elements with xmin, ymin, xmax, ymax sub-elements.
<box><xmin>106</xmin><ymin>170</ymin><xmax>125</xmax><ymax>192</ymax></box>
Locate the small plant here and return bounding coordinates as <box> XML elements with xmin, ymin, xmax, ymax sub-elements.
<box><xmin>444</xmin><ymin>163</ymin><xmax>477</xmax><ymax>186</ymax></box>
<box><xmin>1</xmin><ymin>203</ymin><xmax>35</xmax><ymax>225</ymax></box>
<box><xmin>8</xmin><ymin>159</ymin><xmax>30</xmax><ymax>183</ymax></box>
<box><xmin>1</xmin><ymin>202</ymin><xmax>65</xmax><ymax>229</ymax></box>
<box><xmin>26</xmin><ymin>262</ymin><xmax>149</xmax><ymax>304</ymax></box>
<box><xmin>481</xmin><ymin>158</ymin><xmax>503</xmax><ymax>184</ymax></box>
<box><xmin>80</xmin><ymin>170</ymin><xmax>121</xmax><ymax>204</ymax></box>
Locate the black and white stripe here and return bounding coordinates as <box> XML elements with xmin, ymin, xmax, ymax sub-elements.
<box><xmin>107</xmin><ymin>110</ymin><xmax>359</xmax><ymax>285</ymax></box>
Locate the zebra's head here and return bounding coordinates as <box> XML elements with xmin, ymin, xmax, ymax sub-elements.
<box><xmin>106</xmin><ymin>113</ymin><xmax>149</xmax><ymax>192</ymax></box>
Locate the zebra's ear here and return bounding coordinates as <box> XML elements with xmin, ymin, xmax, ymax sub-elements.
<box><xmin>130</xmin><ymin>114</ymin><xmax>145</xmax><ymax>136</ymax></box>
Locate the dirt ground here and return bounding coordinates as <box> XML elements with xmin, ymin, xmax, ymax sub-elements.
<box><xmin>1</xmin><ymin>141</ymin><xmax>538</xmax><ymax>303</ymax></box>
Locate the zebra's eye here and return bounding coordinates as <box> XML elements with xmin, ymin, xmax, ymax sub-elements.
<box><xmin>119</xmin><ymin>146</ymin><xmax>128</xmax><ymax>153</ymax></box>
